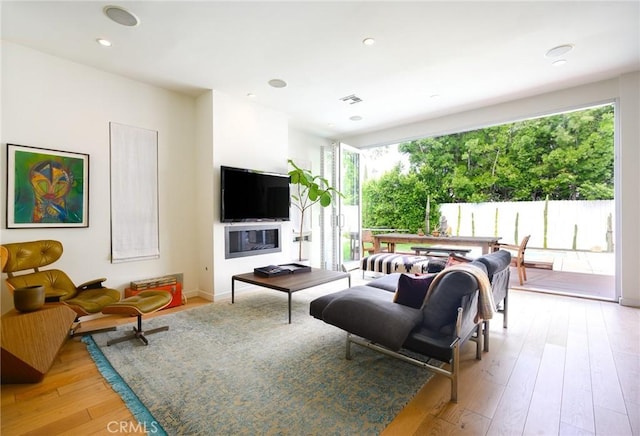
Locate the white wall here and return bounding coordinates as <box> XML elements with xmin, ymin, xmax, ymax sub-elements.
<box><xmin>287</xmin><ymin>128</ymin><xmax>334</xmax><ymax>266</ymax></box>
<box><xmin>195</xmin><ymin>91</ymin><xmax>215</xmax><ymax>299</ymax></box>
<box><xmin>207</xmin><ymin>91</ymin><xmax>293</xmax><ymax>299</ymax></box>
<box><xmin>0</xmin><ymin>43</ymin><xmax>332</xmax><ymax>309</ymax></box>
<box><xmin>440</xmin><ymin>200</ymin><xmax>615</xmax><ymax>250</ymax></box>
<box><xmin>193</xmin><ymin>93</ymin><xmax>333</xmax><ymax>300</ymax></box>
<box><xmin>616</xmin><ymin>73</ymin><xmax>640</xmax><ymax>307</ymax></box>
<box><xmin>344</xmin><ymin>74</ymin><xmax>640</xmax><ymax>307</ymax></box>
<box><xmin>1</xmin><ymin>42</ymin><xmax>199</xmax><ymax>313</ymax></box>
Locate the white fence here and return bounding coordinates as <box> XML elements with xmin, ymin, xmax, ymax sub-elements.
<box><xmin>439</xmin><ymin>200</ymin><xmax>614</xmax><ymax>252</ymax></box>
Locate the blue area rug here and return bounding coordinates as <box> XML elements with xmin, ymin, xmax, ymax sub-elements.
<box><xmin>83</xmin><ymin>335</ymin><xmax>167</xmax><ymax>435</ymax></box>
<box><xmin>86</xmin><ymin>289</ymin><xmax>435</xmax><ymax>435</ymax></box>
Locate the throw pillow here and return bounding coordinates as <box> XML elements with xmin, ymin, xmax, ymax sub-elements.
<box><xmin>393</xmin><ymin>273</ymin><xmax>436</xmax><ymax>309</ymax></box>
<box><xmin>445</xmin><ymin>253</ymin><xmax>471</xmax><ymax>267</ymax></box>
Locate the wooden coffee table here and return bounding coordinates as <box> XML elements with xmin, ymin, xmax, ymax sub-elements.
<box><xmin>231</xmin><ymin>268</ymin><xmax>351</xmax><ymax>323</ymax></box>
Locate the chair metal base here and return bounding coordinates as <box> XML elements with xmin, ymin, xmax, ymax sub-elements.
<box><xmin>344</xmin><ymin>321</ymin><xmax>484</xmax><ymax>403</ymax></box>
<box><xmin>106</xmin><ymin>315</ymin><xmax>169</xmax><ymax>346</ymax></box>
<box><xmin>70</xmin><ymin>321</ymin><xmax>117</xmax><ymax>338</ymax></box>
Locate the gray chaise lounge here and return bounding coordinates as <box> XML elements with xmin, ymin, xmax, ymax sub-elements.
<box><xmin>310</xmin><ymin>250</ymin><xmax>511</xmax><ymax>402</ymax></box>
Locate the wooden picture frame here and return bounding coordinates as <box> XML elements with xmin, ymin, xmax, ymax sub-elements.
<box><xmin>6</xmin><ymin>143</ymin><xmax>89</xmax><ymax>228</ymax></box>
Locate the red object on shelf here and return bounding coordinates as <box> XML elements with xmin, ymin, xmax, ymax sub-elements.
<box><xmin>125</xmin><ymin>283</ymin><xmax>182</xmax><ymax>309</ymax></box>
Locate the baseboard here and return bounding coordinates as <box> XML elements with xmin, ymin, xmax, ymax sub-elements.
<box><xmin>180</xmin><ymin>289</ymin><xmax>214</xmax><ymax>302</ymax></box>
<box><xmin>619</xmin><ymin>296</ymin><xmax>640</xmax><ymax>308</ymax></box>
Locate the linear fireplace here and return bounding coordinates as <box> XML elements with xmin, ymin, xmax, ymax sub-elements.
<box><xmin>224</xmin><ymin>225</ymin><xmax>282</xmax><ymax>259</ymax></box>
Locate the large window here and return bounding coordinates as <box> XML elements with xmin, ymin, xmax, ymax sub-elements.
<box><xmin>361</xmin><ymin>104</ymin><xmax>614</xmax><ymax>234</ymax></box>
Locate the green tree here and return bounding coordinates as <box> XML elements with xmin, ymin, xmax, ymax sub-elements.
<box><xmin>362</xmin><ymin>165</ymin><xmax>437</xmax><ymax>232</ymax></box>
<box><xmin>363</xmin><ymin>105</ymin><xmax>614</xmax><ymax>229</ymax></box>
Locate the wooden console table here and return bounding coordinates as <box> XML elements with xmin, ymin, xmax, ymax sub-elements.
<box><xmin>1</xmin><ymin>304</ymin><xmax>77</xmax><ymax>383</ymax></box>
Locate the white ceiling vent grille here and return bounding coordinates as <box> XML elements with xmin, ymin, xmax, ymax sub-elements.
<box><xmin>340</xmin><ymin>94</ymin><xmax>363</xmax><ymax>104</ymax></box>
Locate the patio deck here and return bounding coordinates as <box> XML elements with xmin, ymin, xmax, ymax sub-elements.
<box><xmin>509</xmin><ymin>268</ymin><xmax>615</xmax><ymax>301</ymax></box>
<box><xmin>511</xmin><ymin>248</ymin><xmax>615</xmax><ymax>301</ymax></box>
<box><xmin>353</xmin><ymin>248</ymin><xmax>616</xmax><ymax>301</ymax></box>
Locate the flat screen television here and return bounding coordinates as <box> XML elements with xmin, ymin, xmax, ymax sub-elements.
<box><xmin>220</xmin><ymin>165</ymin><xmax>290</xmax><ymax>222</ymax></box>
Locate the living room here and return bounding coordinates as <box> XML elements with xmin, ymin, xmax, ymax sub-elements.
<box><xmin>1</xmin><ymin>3</ymin><xmax>638</xmax><ymax>310</ymax></box>
<box><xmin>1</xmin><ymin>2</ymin><xmax>639</xmax><ymax>434</ymax></box>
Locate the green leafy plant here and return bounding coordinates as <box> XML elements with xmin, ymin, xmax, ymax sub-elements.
<box><xmin>288</xmin><ymin>159</ymin><xmax>342</xmax><ymax>261</ymax></box>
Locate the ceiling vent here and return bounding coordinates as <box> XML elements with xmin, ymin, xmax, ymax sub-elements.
<box><xmin>103</xmin><ymin>5</ymin><xmax>140</xmax><ymax>27</ymax></box>
<box><xmin>340</xmin><ymin>94</ymin><xmax>363</xmax><ymax>105</ymax></box>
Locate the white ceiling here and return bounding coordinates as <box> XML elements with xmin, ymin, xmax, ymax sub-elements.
<box><xmin>2</xmin><ymin>1</ymin><xmax>639</xmax><ymax>139</ymax></box>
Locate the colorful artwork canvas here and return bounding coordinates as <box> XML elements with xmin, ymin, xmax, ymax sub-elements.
<box><xmin>6</xmin><ymin>144</ymin><xmax>89</xmax><ymax>228</ymax></box>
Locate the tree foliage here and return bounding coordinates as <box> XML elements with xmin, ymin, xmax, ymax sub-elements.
<box><xmin>362</xmin><ymin>164</ymin><xmax>433</xmax><ymax>232</ymax></box>
<box><xmin>362</xmin><ymin>105</ymin><xmax>614</xmax><ymax>231</ymax></box>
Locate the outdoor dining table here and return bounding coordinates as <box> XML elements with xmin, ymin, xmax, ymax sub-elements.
<box><xmin>372</xmin><ymin>233</ymin><xmax>501</xmax><ymax>255</ymax></box>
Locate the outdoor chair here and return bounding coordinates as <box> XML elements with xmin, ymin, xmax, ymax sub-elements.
<box><xmin>361</xmin><ymin>230</ymin><xmax>389</xmax><ymax>256</ymax></box>
<box><xmin>495</xmin><ymin>235</ymin><xmax>530</xmax><ymax>285</ymax></box>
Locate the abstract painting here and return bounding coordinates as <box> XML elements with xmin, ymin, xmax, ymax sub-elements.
<box><xmin>6</xmin><ymin>144</ymin><xmax>89</xmax><ymax>228</ymax></box>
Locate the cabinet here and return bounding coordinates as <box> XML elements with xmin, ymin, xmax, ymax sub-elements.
<box><xmin>1</xmin><ymin>304</ymin><xmax>77</xmax><ymax>383</ymax></box>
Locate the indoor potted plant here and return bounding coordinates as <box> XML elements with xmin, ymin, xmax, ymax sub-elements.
<box><xmin>288</xmin><ymin>159</ymin><xmax>342</xmax><ymax>262</ymax></box>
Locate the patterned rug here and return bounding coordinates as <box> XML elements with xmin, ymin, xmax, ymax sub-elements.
<box><xmin>85</xmin><ymin>288</ymin><xmax>435</xmax><ymax>435</ymax></box>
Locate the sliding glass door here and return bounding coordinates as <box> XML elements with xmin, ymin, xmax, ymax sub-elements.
<box><xmin>320</xmin><ymin>143</ymin><xmax>361</xmax><ymax>270</ymax></box>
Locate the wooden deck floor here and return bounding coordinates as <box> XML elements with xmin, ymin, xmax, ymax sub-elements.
<box><xmin>509</xmin><ymin>267</ymin><xmax>616</xmax><ymax>301</ymax></box>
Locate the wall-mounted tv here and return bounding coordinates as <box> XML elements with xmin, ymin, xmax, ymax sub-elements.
<box><xmin>220</xmin><ymin>165</ymin><xmax>290</xmax><ymax>222</ymax></box>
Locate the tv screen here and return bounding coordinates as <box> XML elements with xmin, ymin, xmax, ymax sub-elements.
<box><xmin>221</xmin><ymin>165</ymin><xmax>290</xmax><ymax>222</ymax></box>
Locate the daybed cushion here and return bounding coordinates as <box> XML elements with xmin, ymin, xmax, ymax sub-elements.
<box><xmin>367</xmin><ymin>273</ymin><xmax>402</xmax><ymax>292</ymax></box>
<box><xmin>393</xmin><ymin>273</ymin><xmax>436</xmax><ymax>308</ymax></box>
<box><xmin>403</xmin><ymin>326</ymin><xmax>459</xmax><ymax>362</ymax></box>
<box><xmin>320</xmin><ymin>286</ymin><xmax>423</xmax><ymax>351</ymax></box>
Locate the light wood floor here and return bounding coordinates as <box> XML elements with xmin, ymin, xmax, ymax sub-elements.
<box><xmin>2</xmin><ymin>290</ymin><xmax>638</xmax><ymax>435</ymax></box>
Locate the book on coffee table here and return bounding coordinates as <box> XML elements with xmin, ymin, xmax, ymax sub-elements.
<box><xmin>254</xmin><ymin>263</ymin><xmax>311</xmax><ymax>277</ymax></box>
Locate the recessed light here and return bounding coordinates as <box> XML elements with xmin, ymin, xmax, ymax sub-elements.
<box><xmin>268</xmin><ymin>79</ymin><xmax>287</xmax><ymax>88</ymax></box>
<box><xmin>429</xmin><ymin>94</ymin><xmax>440</xmax><ymax>99</ymax></box>
<box><xmin>545</xmin><ymin>44</ymin><xmax>574</xmax><ymax>58</ymax></box>
<box><xmin>552</xmin><ymin>59</ymin><xmax>568</xmax><ymax>67</ymax></box>
<box><xmin>96</xmin><ymin>38</ymin><xmax>112</xmax><ymax>47</ymax></box>
<box><xmin>349</xmin><ymin>115</ymin><xmax>363</xmax><ymax>121</ymax></box>
<box><xmin>247</xmin><ymin>93</ymin><xmax>256</xmax><ymax>98</ymax></box>
<box><xmin>103</xmin><ymin>5</ymin><xmax>140</xmax><ymax>27</ymax></box>
<box><xmin>362</xmin><ymin>38</ymin><xmax>375</xmax><ymax>46</ymax></box>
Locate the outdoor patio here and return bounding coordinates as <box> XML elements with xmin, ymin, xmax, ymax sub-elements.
<box><xmin>353</xmin><ymin>247</ymin><xmax>616</xmax><ymax>302</ymax></box>
<box><xmin>509</xmin><ymin>248</ymin><xmax>615</xmax><ymax>301</ymax></box>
